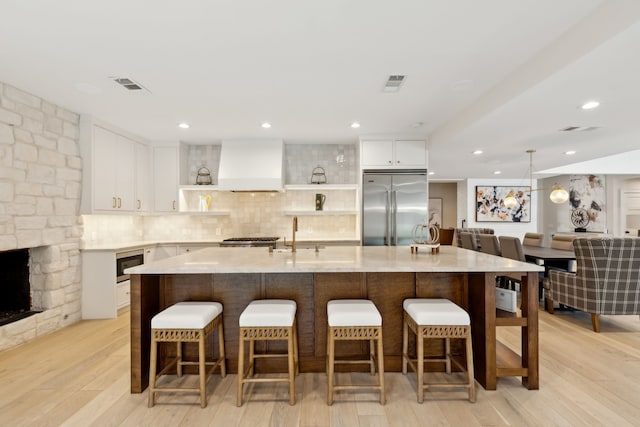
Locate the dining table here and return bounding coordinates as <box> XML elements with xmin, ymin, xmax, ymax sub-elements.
<box><xmin>522</xmin><ymin>245</ymin><xmax>576</xmax><ymax>265</ymax></box>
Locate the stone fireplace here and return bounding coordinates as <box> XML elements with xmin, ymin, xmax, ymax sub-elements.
<box><xmin>0</xmin><ymin>82</ymin><xmax>82</xmax><ymax>352</ymax></box>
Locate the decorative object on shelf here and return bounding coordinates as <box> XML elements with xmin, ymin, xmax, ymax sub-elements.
<box><xmin>412</xmin><ymin>222</ymin><xmax>439</xmax><ymax>244</ymax></box>
<box><xmin>428</xmin><ymin>198</ymin><xmax>442</xmax><ymax>227</ymax></box>
<box><xmin>199</xmin><ymin>195</ymin><xmax>212</xmax><ymax>212</ymax></box>
<box><xmin>196</xmin><ymin>167</ymin><xmax>213</xmax><ymax>185</ymax></box>
<box><xmin>503</xmin><ymin>149</ymin><xmax>569</xmax><ymax>208</ymax></box>
<box><xmin>310</xmin><ymin>166</ymin><xmax>327</xmax><ymax>184</ymax></box>
<box><xmin>570</xmin><ymin>207</ymin><xmax>590</xmax><ymax>232</ymax></box>
<box><xmin>315</xmin><ymin>193</ymin><xmax>326</xmax><ymax>211</ymax></box>
<box><xmin>476</xmin><ymin>185</ymin><xmax>531</xmax><ymax>222</ymax></box>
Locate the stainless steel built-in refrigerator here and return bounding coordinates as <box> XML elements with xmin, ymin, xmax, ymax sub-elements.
<box><xmin>362</xmin><ymin>170</ymin><xmax>428</xmax><ymax>246</ymax></box>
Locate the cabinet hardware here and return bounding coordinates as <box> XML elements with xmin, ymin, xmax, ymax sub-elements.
<box><xmin>112</xmin><ymin>197</ymin><xmax>117</xmax><ymax>208</ymax></box>
<box><xmin>172</xmin><ymin>200</ymin><xmax>176</xmax><ymax>210</ymax></box>
<box><xmin>137</xmin><ymin>199</ymin><xmax>141</xmax><ymax>209</ymax></box>
<box><xmin>117</xmin><ymin>197</ymin><xmax>122</xmax><ymax>208</ymax></box>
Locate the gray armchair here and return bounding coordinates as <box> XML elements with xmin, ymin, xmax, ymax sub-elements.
<box><xmin>546</xmin><ymin>237</ymin><xmax>640</xmax><ymax>332</ymax></box>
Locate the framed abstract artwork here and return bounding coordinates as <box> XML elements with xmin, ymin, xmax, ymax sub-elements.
<box><xmin>476</xmin><ymin>186</ymin><xmax>531</xmax><ymax>222</ymax></box>
<box><xmin>428</xmin><ymin>198</ymin><xmax>442</xmax><ymax>227</ymax></box>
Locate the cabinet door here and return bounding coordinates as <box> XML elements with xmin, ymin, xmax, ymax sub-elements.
<box><xmin>115</xmin><ymin>135</ymin><xmax>136</xmax><ymax>211</ymax></box>
<box><xmin>153</xmin><ymin>146</ymin><xmax>178</xmax><ymax>212</ymax></box>
<box><xmin>153</xmin><ymin>245</ymin><xmax>178</xmax><ymax>260</ymax></box>
<box><xmin>135</xmin><ymin>143</ymin><xmax>151</xmax><ymax>212</ymax></box>
<box><xmin>394</xmin><ymin>140</ymin><xmax>426</xmax><ymax>167</ymax></box>
<box><xmin>362</xmin><ymin>140</ymin><xmax>393</xmax><ymax>167</ymax></box>
<box><xmin>93</xmin><ymin>127</ymin><xmax>118</xmax><ymax>210</ymax></box>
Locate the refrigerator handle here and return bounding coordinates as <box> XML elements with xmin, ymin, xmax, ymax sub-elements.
<box><xmin>392</xmin><ymin>190</ymin><xmax>398</xmax><ymax>245</ymax></box>
<box><xmin>385</xmin><ymin>190</ymin><xmax>391</xmax><ymax>245</ymax></box>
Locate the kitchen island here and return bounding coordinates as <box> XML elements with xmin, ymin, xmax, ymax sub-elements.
<box><xmin>127</xmin><ymin>245</ymin><xmax>543</xmax><ymax>393</ymax></box>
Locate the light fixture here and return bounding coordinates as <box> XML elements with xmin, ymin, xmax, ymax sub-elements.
<box><xmin>178</xmin><ymin>122</ymin><xmax>190</xmax><ymax>129</ymax></box>
<box><xmin>473</xmin><ymin>150</ymin><xmax>483</xmax><ymax>155</ymax></box>
<box><xmin>350</xmin><ymin>122</ymin><xmax>360</xmax><ymax>128</ymax></box>
<box><xmin>503</xmin><ymin>149</ymin><xmax>569</xmax><ymax>208</ymax></box>
<box><xmin>581</xmin><ymin>100</ymin><xmax>600</xmax><ymax>110</ymax></box>
<box><xmin>493</xmin><ymin>170</ymin><xmax>502</xmax><ymax>175</ymax></box>
<box><xmin>428</xmin><ymin>171</ymin><xmax>435</xmax><ymax>176</ymax></box>
<box><xmin>565</xmin><ymin>150</ymin><xmax>576</xmax><ymax>155</ymax></box>
<box><xmin>261</xmin><ymin>122</ymin><xmax>271</xmax><ymax>129</ymax></box>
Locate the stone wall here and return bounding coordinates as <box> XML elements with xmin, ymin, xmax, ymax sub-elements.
<box><xmin>0</xmin><ymin>82</ymin><xmax>83</xmax><ymax>352</ymax></box>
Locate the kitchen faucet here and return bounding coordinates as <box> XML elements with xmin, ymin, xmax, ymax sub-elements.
<box><xmin>284</xmin><ymin>216</ymin><xmax>298</xmax><ymax>252</ymax></box>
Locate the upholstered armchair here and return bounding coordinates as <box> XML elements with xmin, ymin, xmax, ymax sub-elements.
<box><xmin>546</xmin><ymin>238</ymin><xmax>640</xmax><ymax>332</ymax></box>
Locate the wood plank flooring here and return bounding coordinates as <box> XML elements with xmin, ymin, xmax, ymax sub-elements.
<box><xmin>0</xmin><ymin>309</ymin><xmax>639</xmax><ymax>426</ymax></box>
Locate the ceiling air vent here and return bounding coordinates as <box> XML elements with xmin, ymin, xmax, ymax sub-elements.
<box><xmin>560</xmin><ymin>126</ymin><xmax>600</xmax><ymax>132</ymax></box>
<box><xmin>383</xmin><ymin>75</ymin><xmax>406</xmax><ymax>92</ymax></box>
<box><xmin>112</xmin><ymin>77</ymin><xmax>151</xmax><ymax>93</ymax></box>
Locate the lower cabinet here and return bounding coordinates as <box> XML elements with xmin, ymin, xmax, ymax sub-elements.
<box><xmin>116</xmin><ymin>280</ymin><xmax>131</xmax><ymax>310</ymax></box>
<box><xmin>82</xmin><ymin>250</ymin><xmax>121</xmax><ymax>319</ymax></box>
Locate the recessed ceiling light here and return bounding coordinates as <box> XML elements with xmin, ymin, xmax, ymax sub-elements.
<box><xmin>350</xmin><ymin>122</ymin><xmax>360</xmax><ymax>128</ymax></box>
<box><xmin>581</xmin><ymin>100</ymin><xmax>600</xmax><ymax>110</ymax></box>
<box><xmin>565</xmin><ymin>150</ymin><xmax>576</xmax><ymax>155</ymax></box>
<box><xmin>473</xmin><ymin>150</ymin><xmax>483</xmax><ymax>155</ymax></box>
<box><xmin>178</xmin><ymin>122</ymin><xmax>190</xmax><ymax>129</ymax></box>
<box><xmin>428</xmin><ymin>171</ymin><xmax>435</xmax><ymax>175</ymax></box>
<box><xmin>261</xmin><ymin>122</ymin><xmax>271</xmax><ymax>129</ymax></box>
<box><xmin>493</xmin><ymin>171</ymin><xmax>502</xmax><ymax>175</ymax></box>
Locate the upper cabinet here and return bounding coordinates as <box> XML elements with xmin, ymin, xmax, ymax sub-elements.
<box><xmin>361</xmin><ymin>140</ymin><xmax>427</xmax><ymax>169</ymax></box>
<box><xmin>79</xmin><ymin>116</ymin><xmax>149</xmax><ymax>213</ymax></box>
<box><xmin>135</xmin><ymin>143</ymin><xmax>151</xmax><ymax>212</ymax></box>
<box><xmin>153</xmin><ymin>146</ymin><xmax>179</xmax><ymax>212</ymax></box>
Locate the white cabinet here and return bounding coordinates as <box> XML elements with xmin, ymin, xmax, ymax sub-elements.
<box><xmin>116</xmin><ymin>280</ymin><xmax>131</xmax><ymax>309</ymax></box>
<box><xmin>177</xmin><ymin>244</ymin><xmax>211</xmax><ymax>255</ymax></box>
<box><xmin>152</xmin><ymin>244</ymin><xmax>178</xmax><ymax>261</ymax></box>
<box><xmin>79</xmin><ymin>116</ymin><xmax>149</xmax><ymax>214</ymax></box>
<box><xmin>153</xmin><ymin>146</ymin><xmax>179</xmax><ymax>212</ymax></box>
<box><xmin>135</xmin><ymin>143</ymin><xmax>151</xmax><ymax>212</ymax></box>
<box><xmin>93</xmin><ymin>126</ymin><xmax>136</xmax><ymax>211</ymax></box>
<box><xmin>361</xmin><ymin>140</ymin><xmax>426</xmax><ymax>169</ymax></box>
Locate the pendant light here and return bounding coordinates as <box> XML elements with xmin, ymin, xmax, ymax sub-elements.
<box><xmin>503</xmin><ymin>149</ymin><xmax>569</xmax><ymax>207</ymax></box>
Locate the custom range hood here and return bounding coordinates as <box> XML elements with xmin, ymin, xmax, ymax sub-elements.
<box><xmin>217</xmin><ymin>139</ymin><xmax>284</xmax><ymax>191</ymax></box>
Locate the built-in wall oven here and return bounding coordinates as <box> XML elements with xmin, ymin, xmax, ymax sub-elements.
<box><xmin>116</xmin><ymin>249</ymin><xmax>144</xmax><ymax>283</ymax></box>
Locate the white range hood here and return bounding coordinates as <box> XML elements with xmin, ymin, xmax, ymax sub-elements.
<box><xmin>217</xmin><ymin>139</ymin><xmax>284</xmax><ymax>191</ymax></box>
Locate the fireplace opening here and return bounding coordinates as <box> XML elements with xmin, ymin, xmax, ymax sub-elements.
<box><xmin>1</xmin><ymin>248</ymin><xmax>40</xmax><ymax>326</ymax></box>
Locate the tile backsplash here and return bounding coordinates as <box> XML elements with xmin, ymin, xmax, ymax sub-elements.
<box><xmin>285</xmin><ymin>144</ymin><xmax>357</xmax><ymax>184</ymax></box>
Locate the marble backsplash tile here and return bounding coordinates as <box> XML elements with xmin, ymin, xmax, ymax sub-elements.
<box><xmin>285</xmin><ymin>144</ymin><xmax>357</xmax><ymax>184</ymax></box>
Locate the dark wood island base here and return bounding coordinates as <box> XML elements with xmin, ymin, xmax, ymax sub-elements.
<box><xmin>130</xmin><ymin>270</ymin><xmax>539</xmax><ymax>393</ymax></box>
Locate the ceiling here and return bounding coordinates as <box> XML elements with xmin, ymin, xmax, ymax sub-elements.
<box><xmin>2</xmin><ymin>0</ymin><xmax>640</xmax><ymax>180</ymax></box>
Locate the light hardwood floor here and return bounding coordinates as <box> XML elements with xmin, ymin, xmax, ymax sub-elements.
<box><xmin>1</xmin><ymin>309</ymin><xmax>639</xmax><ymax>427</ymax></box>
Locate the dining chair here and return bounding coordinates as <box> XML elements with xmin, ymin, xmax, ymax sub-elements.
<box><xmin>522</xmin><ymin>232</ymin><xmax>544</xmax><ymax>247</ymax></box>
<box><xmin>478</xmin><ymin>234</ymin><xmax>501</xmax><ymax>256</ymax></box>
<box><xmin>498</xmin><ymin>236</ymin><xmax>527</xmax><ymax>290</ymax></box>
<box><xmin>550</xmin><ymin>234</ymin><xmax>577</xmax><ymax>272</ymax></box>
<box><xmin>460</xmin><ymin>232</ymin><xmax>477</xmax><ymax>251</ymax></box>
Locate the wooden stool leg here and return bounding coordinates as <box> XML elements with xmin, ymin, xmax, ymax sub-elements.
<box><xmin>417</xmin><ymin>326</ymin><xmax>424</xmax><ymax>403</ymax></box>
<box><xmin>377</xmin><ymin>331</ymin><xmax>385</xmax><ymax>405</ymax></box>
<box><xmin>237</xmin><ymin>331</ymin><xmax>245</xmax><ymax>407</ymax></box>
<box><xmin>402</xmin><ymin>317</ymin><xmax>408</xmax><ymax>374</ymax></box>
<box><xmin>445</xmin><ymin>337</ymin><xmax>451</xmax><ymax>374</ymax></box>
<box><xmin>369</xmin><ymin>339</ymin><xmax>375</xmax><ymax>375</ymax></box>
<box><xmin>466</xmin><ymin>331</ymin><xmax>476</xmax><ymax>403</ymax></box>
<box><xmin>199</xmin><ymin>332</ymin><xmax>207</xmax><ymax>408</ymax></box>
<box><xmin>218</xmin><ymin>320</ymin><xmax>227</xmax><ymax>377</ymax></box>
<box><xmin>327</xmin><ymin>328</ymin><xmax>335</xmax><ymax>405</ymax></box>
<box><xmin>249</xmin><ymin>339</ymin><xmax>255</xmax><ymax>377</ymax></box>
<box><xmin>293</xmin><ymin>320</ymin><xmax>299</xmax><ymax>375</ymax></box>
<box><xmin>288</xmin><ymin>329</ymin><xmax>296</xmax><ymax>405</ymax></box>
<box><xmin>176</xmin><ymin>341</ymin><xmax>183</xmax><ymax>377</ymax></box>
<box><xmin>148</xmin><ymin>335</ymin><xmax>158</xmax><ymax>407</ymax></box>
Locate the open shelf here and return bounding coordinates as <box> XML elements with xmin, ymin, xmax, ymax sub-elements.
<box><xmin>495</xmin><ymin>340</ymin><xmax>528</xmax><ymax>378</ymax></box>
<box><xmin>284</xmin><ymin>184</ymin><xmax>358</xmax><ymax>190</ymax></box>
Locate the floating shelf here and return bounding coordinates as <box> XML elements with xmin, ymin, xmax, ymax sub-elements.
<box><xmin>179</xmin><ymin>185</ymin><xmax>219</xmax><ymax>191</ymax></box>
<box><xmin>284</xmin><ymin>184</ymin><xmax>358</xmax><ymax>191</ymax></box>
<box><xmin>283</xmin><ymin>210</ymin><xmax>358</xmax><ymax>216</ymax></box>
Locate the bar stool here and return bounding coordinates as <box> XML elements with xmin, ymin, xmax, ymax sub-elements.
<box><xmin>326</xmin><ymin>299</ymin><xmax>385</xmax><ymax>405</ymax></box>
<box><xmin>237</xmin><ymin>299</ymin><xmax>298</xmax><ymax>406</ymax></box>
<box><xmin>402</xmin><ymin>298</ymin><xmax>475</xmax><ymax>403</ymax></box>
<box><xmin>148</xmin><ymin>301</ymin><xmax>226</xmax><ymax>408</ymax></box>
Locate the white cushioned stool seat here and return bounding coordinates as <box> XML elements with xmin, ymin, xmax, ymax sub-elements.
<box><xmin>403</xmin><ymin>299</ymin><xmax>470</xmax><ymax>326</ymax></box>
<box><xmin>326</xmin><ymin>299</ymin><xmax>385</xmax><ymax>405</ymax></box>
<box><xmin>402</xmin><ymin>298</ymin><xmax>475</xmax><ymax>403</ymax></box>
<box><xmin>152</xmin><ymin>301</ymin><xmax>223</xmax><ymax>329</ymax></box>
<box><xmin>327</xmin><ymin>299</ymin><xmax>382</xmax><ymax>327</ymax></box>
<box><xmin>239</xmin><ymin>299</ymin><xmax>296</xmax><ymax>327</ymax></box>
<box><xmin>148</xmin><ymin>301</ymin><xmax>226</xmax><ymax>408</ymax></box>
<box><xmin>237</xmin><ymin>299</ymin><xmax>299</xmax><ymax>406</ymax></box>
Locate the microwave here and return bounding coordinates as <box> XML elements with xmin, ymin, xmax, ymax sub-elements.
<box><xmin>116</xmin><ymin>249</ymin><xmax>144</xmax><ymax>283</ymax></box>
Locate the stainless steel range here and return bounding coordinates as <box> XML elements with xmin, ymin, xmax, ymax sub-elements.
<box><xmin>220</xmin><ymin>237</ymin><xmax>280</xmax><ymax>249</ymax></box>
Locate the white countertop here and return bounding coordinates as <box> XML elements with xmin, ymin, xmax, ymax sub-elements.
<box><xmin>81</xmin><ymin>239</ymin><xmax>360</xmax><ymax>251</ymax></box>
<box><xmin>125</xmin><ymin>245</ymin><xmax>544</xmax><ymax>274</ymax></box>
